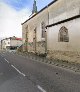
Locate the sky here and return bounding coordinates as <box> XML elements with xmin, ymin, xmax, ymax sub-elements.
<box><xmin>0</xmin><ymin>0</ymin><xmax>53</xmax><ymax>40</ymax></box>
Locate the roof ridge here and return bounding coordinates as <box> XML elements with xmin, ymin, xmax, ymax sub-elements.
<box><xmin>21</xmin><ymin>0</ymin><xmax>58</xmax><ymax>25</ymax></box>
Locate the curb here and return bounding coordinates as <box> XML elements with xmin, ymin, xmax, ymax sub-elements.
<box><xmin>17</xmin><ymin>52</ymin><xmax>80</xmax><ymax>73</ymax></box>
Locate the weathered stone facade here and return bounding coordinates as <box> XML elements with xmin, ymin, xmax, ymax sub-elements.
<box><xmin>47</xmin><ymin>50</ymin><xmax>80</xmax><ymax>63</ymax></box>
<box><xmin>27</xmin><ymin>42</ymin><xmax>34</xmax><ymax>53</ymax></box>
<box><xmin>36</xmin><ymin>41</ymin><xmax>45</xmax><ymax>54</ymax></box>
<box><xmin>22</xmin><ymin>0</ymin><xmax>80</xmax><ymax>63</ymax></box>
<box><xmin>26</xmin><ymin>41</ymin><xmax>45</xmax><ymax>54</ymax></box>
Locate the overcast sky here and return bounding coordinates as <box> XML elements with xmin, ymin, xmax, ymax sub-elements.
<box><xmin>0</xmin><ymin>0</ymin><xmax>53</xmax><ymax>40</ymax></box>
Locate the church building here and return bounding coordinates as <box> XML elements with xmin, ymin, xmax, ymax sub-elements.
<box><xmin>22</xmin><ymin>0</ymin><xmax>80</xmax><ymax>62</ymax></box>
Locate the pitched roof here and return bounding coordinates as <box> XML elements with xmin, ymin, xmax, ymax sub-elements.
<box><xmin>1</xmin><ymin>37</ymin><xmax>22</xmax><ymax>41</ymax></box>
<box><xmin>16</xmin><ymin>38</ymin><xmax>22</xmax><ymax>41</ymax></box>
<box><xmin>21</xmin><ymin>0</ymin><xmax>58</xmax><ymax>25</ymax></box>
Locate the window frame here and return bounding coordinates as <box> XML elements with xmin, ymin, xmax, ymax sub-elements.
<box><xmin>41</xmin><ymin>21</ymin><xmax>45</xmax><ymax>38</ymax></box>
<box><xmin>58</xmin><ymin>26</ymin><xmax>69</xmax><ymax>42</ymax></box>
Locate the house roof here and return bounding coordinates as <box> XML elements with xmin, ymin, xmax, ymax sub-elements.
<box><xmin>46</xmin><ymin>15</ymin><xmax>80</xmax><ymax>28</ymax></box>
<box><xmin>16</xmin><ymin>38</ymin><xmax>22</xmax><ymax>41</ymax></box>
<box><xmin>21</xmin><ymin>0</ymin><xmax>58</xmax><ymax>25</ymax></box>
<box><xmin>1</xmin><ymin>37</ymin><xmax>22</xmax><ymax>41</ymax></box>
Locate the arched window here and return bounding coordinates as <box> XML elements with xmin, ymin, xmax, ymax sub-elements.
<box><xmin>58</xmin><ymin>26</ymin><xmax>69</xmax><ymax>42</ymax></box>
<box><xmin>41</xmin><ymin>22</ymin><xmax>45</xmax><ymax>38</ymax></box>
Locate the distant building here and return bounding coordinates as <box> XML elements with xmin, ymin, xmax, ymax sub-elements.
<box><xmin>22</xmin><ymin>0</ymin><xmax>80</xmax><ymax>62</ymax></box>
<box><xmin>1</xmin><ymin>36</ymin><xmax>22</xmax><ymax>50</ymax></box>
<box><xmin>0</xmin><ymin>41</ymin><xmax>1</xmax><ymax>50</ymax></box>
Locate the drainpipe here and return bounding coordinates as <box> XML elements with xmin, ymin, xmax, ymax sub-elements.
<box><xmin>45</xmin><ymin>5</ymin><xmax>49</xmax><ymax>54</ymax></box>
<box><xmin>34</xmin><ymin>28</ymin><xmax>37</xmax><ymax>53</ymax></box>
<box><xmin>45</xmin><ymin>30</ymin><xmax>47</xmax><ymax>54</ymax></box>
<box><xmin>25</xmin><ymin>26</ymin><xmax>28</xmax><ymax>52</ymax></box>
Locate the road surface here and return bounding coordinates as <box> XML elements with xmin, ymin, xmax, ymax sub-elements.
<box><xmin>0</xmin><ymin>51</ymin><xmax>80</xmax><ymax>92</ymax></box>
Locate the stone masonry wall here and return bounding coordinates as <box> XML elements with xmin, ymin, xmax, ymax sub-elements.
<box><xmin>47</xmin><ymin>50</ymin><xmax>80</xmax><ymax>63</ymax></box>
<box><xmin>27</xmin><ymin>42</ymin><xmax>34</xmax><ymax>53</ymax></box>
<box><xmin>36</xmin><ymin>41</ymin><xmax>45</xmax><ymax>54</ymax></box>
<box><xmin>27</xmin><ymin>41</ymin><xmax>45</xmax><ymax>54</ymax></box>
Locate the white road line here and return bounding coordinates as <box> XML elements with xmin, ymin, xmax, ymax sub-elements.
<box><xmin>11</xmin><ymin>65</ymin><xmax>26</xmax><ymax>77</ymax></box>
<box><xmin>21</xmin><ymin>72</ymin><xmax>26</xmax><ymax>77</ymax></box>
<box><xmin>4</xmin><ymin>58</ymin><xmax>9</xmax><ymax>63</ymax></box>
<box><xmin>37</xmin><ymin>85</ymin><xmax>46</xmax><ymax>92</ymax></box>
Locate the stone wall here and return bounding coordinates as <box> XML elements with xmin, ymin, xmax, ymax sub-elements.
<box><xmin>36</xmin><ymin>41</ymin><xmax>45</xmax><ymax>54</ymax></box>
<box><xmin>27</xmin><ymin>42</ymin><xmax>34</xmax><ymax>53</ymax></box>
<box><xmin>27</xmin><ymin>41</ymin><xmax>45</xmax><ymax>54</ymax></box>
<box><xmin>47</xmin><ymin>50</ymin><xmax>80</xmax><ymax>63</ymax></box>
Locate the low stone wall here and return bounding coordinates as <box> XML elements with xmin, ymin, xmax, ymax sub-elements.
<box><xmin>27</xmin><ymin>41</ymin><xmax>45</xmax><ymax>54</ymax></box>
<box><xmin>47</xmin><ymin>50</ymin><xmax>80</xmax><ymax>63</ymax></box>
<box><xmin>27</xmin><ymin>42</ymin><xmax>34</xmax><ymax>52</ymax></box>
<box><xmin>36</xmin><ymin>41</ymin><xmax>45</xmax><ymax>54</ymax></box>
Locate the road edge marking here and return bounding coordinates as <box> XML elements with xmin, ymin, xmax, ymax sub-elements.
<box><xmin>4</xmin><ymin>58</ymin><xmax>9</xmax><ymax>63</ymax></box>
<box><xmin>11</xmin><ymin>65</ymin><xmax>26</xmax><ymax>77</ymax></box>
<box><xmin>37</xmin><ymin>85</ymin><xmax>46</xmax><ymax>92</ymax></box>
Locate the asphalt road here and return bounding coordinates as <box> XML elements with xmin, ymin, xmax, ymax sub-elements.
<box><xmin>0</xmin><ymin>51</ymin><xmax>80</xmax><ymax>92</ymax></box>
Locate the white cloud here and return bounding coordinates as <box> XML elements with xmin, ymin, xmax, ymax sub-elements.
<box><xmin>0</xmin><ymin>2</ymin><xmax>31</xmax><ymax>39</ymax></box>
